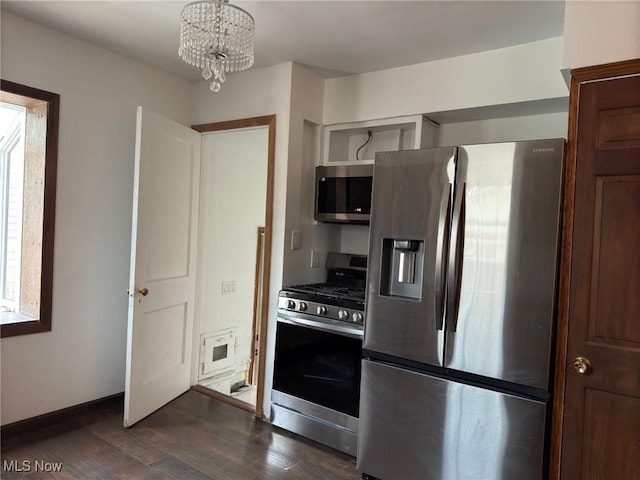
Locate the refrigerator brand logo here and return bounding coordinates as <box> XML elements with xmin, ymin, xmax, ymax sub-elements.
<box><xmin>533</xmin><ymin>147</ymin><xmax>555</xmax><ymax>152</ymax></box>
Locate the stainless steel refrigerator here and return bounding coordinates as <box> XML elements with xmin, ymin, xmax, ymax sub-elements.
<box><xmin>358</xmin><ymin>139</ymin><xmax>564</xmax><ymax>480</ymax></box>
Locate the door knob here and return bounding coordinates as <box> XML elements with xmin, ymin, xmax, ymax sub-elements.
<box><xmin>138</xmin><ymin>287</ymin><xmax>149</xmax><ymax>296</ymax></box>
<box><xmin>573</xmin><ymin>356</ymin><xmax>591</xmax><ymax>374</ymax></box>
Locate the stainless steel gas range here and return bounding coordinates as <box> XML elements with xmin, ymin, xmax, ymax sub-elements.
<box><xmin>271</xmin><ymin>252</ymin><xmax>366</xmax><ymax>456</ymax></box>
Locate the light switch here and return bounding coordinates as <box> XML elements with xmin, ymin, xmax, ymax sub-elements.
<box><xmin>291</xmin><ymin>230</ymin><xmax>302</xmax><ymax>250</ymax></box>
<box><xmin>310</xmin><ymin>250</ymin><xmax>320</xmax><ymax>268</ymax></box>
<box><xmin>222</xmin><ymin>281</ymin><xmax>236</xmax><ymax>295</ymax></box>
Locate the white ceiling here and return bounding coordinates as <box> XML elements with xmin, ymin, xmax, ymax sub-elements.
<box><xmin>2</xmin><ymin>1</ymin><xmax>566</xmax><ymax>82</ymax></box>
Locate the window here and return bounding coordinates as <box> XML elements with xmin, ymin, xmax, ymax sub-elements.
<box><xmin>0</xmin><ymin>80</ymin><xmax>59</xmax><ymax>337</ymax></box>
<box><xmin>1</xmin><ymin>103</ymin><xmax>26</xmax><ymax>316</ymax></box>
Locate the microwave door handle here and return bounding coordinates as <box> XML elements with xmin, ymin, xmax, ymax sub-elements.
<box><xmin>446</xmin><ymin>182</ymin><xmax>466</xmax><ymax>332</ymax></box>
<box><xmin>434</xmin><ymin>183</ymin><xmax>451</xmax><ymax>331</ymax></box>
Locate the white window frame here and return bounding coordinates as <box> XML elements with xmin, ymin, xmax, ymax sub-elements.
<box><xmin>0</xmin><ymin>103</ymin><xmax>26</xmax><ymax>313</ymax></box>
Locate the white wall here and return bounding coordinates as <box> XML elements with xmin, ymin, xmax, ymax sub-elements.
<box><xmin>323</xmin><ymin>37</ymin><xmax>569</xmax><ymax>126</ymax></box>
<box><xmin>563</xmin><ymin>1</ymin><xmax>640</xmax><ymax>70</ymax></box>
<box><xmin>282</xmin><ymin>64</ymin><xmax>334</xmax><ymax>287</ymax></box>
<box><xmin>191</xmin><ymin>63</ymin><xmax>293</xmax><ymax>416</ymax></box>
<box><xmin>0</xmin><ymin>13</ymin><xmax>193</xmax><ymax>425</ymax></box>
<box><xmin>197</xmin><ymin>128</ymin><xmax>268</xmax><ymax>384</ymax></box>
<box><xmin>437</xmin><ymin>112</ymin><xmax>570</xmax><ymax>147</ymax></box>
<box><xmin>340</xmin><ymin>225</ymin><xmax>369</xmax><ymax>256</ymax></box>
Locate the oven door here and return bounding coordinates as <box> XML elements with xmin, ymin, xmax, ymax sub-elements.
<box><xmin>273</xmin><ymin>313</ymin><xmax>363</xmax><ymax>418</ymax></box>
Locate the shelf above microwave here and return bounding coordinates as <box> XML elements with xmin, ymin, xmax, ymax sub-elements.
<box><xmin>322</xmin><ymin>115</ymin><xmax>438</xmax><ymax>165</ymax></box>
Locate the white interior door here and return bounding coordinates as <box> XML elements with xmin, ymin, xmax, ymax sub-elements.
<box><xmin>124</xmin><ymin>107</ymin><xmax>201</xmax><ymax>427</ymax></box>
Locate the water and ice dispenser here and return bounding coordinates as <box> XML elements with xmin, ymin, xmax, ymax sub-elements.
<box><xmin>379</xmin><ymin>239</ymin><xmax>424</xmax><ymax>300</ymax></box>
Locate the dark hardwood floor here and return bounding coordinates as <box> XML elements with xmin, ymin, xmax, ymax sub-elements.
<box><xmin>1</xmin><ymin>390</ymin><xmax>359</xmax><ymax>479</ymax></box>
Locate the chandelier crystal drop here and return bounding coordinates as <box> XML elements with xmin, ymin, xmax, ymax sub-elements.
<box><xmin>178</xmin><ymin>0</ymin><xmax>255</xmax><ymax>92</ymax></box>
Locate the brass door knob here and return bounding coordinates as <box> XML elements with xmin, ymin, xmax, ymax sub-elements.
<box><xmin>138</xmin><ymin>287</ymin><xmax>149</xmax><ymax>296</ymax></box>
<box><xmin>573</xmin><ymin>356</ymin><xmax>591</xmax><ymax>374</ymax></box>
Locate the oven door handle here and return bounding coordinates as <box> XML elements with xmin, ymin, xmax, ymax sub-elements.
<box><xmin>277</xmin><ymin>314</ymin><xmax>364</xmax><ymax>339</ymax></box>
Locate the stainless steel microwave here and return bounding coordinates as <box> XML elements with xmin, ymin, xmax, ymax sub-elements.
<box><xmin>314</xmin><ymin>164</ymin><xmax>374</xmax><ymax>224</ymax></box>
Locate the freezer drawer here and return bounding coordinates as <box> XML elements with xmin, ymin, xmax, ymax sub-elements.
<box><xmin>357</xmin><ymin>360</ymin><xmax>547</xmax><ymax>480</ymax></box>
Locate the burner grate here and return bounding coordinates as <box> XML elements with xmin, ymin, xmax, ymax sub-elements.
<box><xmin>284</xmin><ymin>283</ymin><xmax>365</xmax><ymax>303</ymax></box>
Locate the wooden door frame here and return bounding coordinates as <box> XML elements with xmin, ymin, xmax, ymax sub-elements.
<box><xmin>248</xmin><ymin>226</ymin><xmax>265</xmax><ymax>386</ymax></box>
<box><xmin>192</xmin><ymin>114</ymin><xmax>276</xmax><ymax>420</ymax></box>
<box><xmin>549</xmin><ymin>58</ymin><xmax>640</xmax><ymax>480</ymax></box>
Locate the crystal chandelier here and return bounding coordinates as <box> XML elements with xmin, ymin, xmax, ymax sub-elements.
<box><xmin>178</xmin><ymin>0</ymin><xmax>255</xmax><ymax>92</ymax></box>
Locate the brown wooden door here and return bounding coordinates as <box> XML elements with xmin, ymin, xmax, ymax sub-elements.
<box><xmin>560</xmin><ymin>68</ymin><xmax>640</xmax><ymax>479</ymax></box>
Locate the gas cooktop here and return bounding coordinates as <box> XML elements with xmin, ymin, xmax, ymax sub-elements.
<box><xmin>278</xmin><ymin>252</ymin><xmax>367</xmax><ymax>324</ymax></box>
<box><xmin>283</xmin><ymin>282</ymin><xmax>365</xmax><ymax>304</ymax></box>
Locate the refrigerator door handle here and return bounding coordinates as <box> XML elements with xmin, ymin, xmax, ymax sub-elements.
<box><xmin>446</xmin><ymin>182</ymin><xmax>466</xmax><ymax>332</ymax></box>
<box><xmin>434</xmin><ymin>183</ymin><xmax>451</xmax><ymax>330</ymax></box>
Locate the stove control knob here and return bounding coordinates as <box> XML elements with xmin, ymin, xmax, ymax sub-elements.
<box><xmin>352</xmin><ymin>312</ymin><xmax>363</xmax><ymax>323</ymax></box>
<box><xmin>317</xmin><ymin>306</ymin><xmax>327</xmax><ymax>315</ymax></box>
<box><xmin>338</xmin><ymin>310</ymin><xmax>349</xmax><ymax>321</ymax></box>
<box><xmin>298</xmin><ymin>302</ymin><xmax>308</xmax><ymax>312</ymax></box>
<box><xmin>287</xmin><ymin>300</ymin><xmax>296</xmax><ymax>310</ymax></box>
